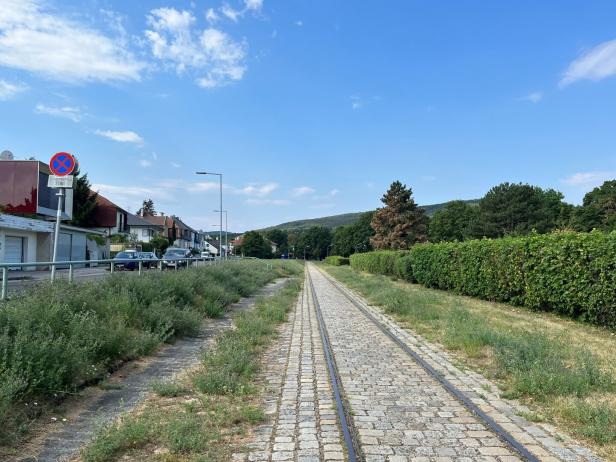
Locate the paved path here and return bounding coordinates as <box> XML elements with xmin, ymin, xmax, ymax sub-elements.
<box><xmin>14</xmin><ymin>278</ymin><xmax>289</xmax><ymax>462</ymax></box>
<box><xmin>242</xmin><ymin>264</ymin><xmax>602</xmax><ymax>462</ymax></box>
<box><xmin>238</xmin><ymin>271</ymin><xmax>346</xmax><ymax>461</ymax></box>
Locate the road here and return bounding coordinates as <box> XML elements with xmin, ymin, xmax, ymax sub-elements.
<box><xmin>238</xmin><ymin>263</ymin><xmax>601</xmax><ymax>462</ymax></box>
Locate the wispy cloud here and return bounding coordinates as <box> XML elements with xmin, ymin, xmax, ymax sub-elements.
<box><xmin>295</xmin><ymin>20</ymin><xmax>303</xmax><ymax>27</ymax></box>
<box><xmin>561</xmin><ymin>171</ymin><xmax>616</xmax><ymax>188</ymax></box>
<box><xmin>139</xmin><ymin>159</ymin><xmax>152</xmax><ymax>168</ymax></box>
<box><xmin>0</xmin><ymin>0</ymin><xmax>144</xmax><ymax>83</ymax></box>
<box><xmin>170</xmin><ymin>161</ymin><xmax>181</xmax><ymax>168</ymax></box>
<box><xmin>0</xmin><ymin>79</ymin><xmax>27</xmax><ymax>100</ymax></box>
<box><xmin>560</xmin><ymin>39</ymin><xmax>616</xmax><ymax>87</ymax></box>
<box><xmin>350</xmin><ymin>95</ymin><xmax>362</xmax><ymax>110</ymax></box>
<box><xmin>292</xmin><ymin>186</ymin><xmax>315</xmax><ymax>197</ymax></box>
<box><xmin>219</xmin><ymin>0</ymin><xmax>263</xmax><ymax>22</ymax></box>
<box><xmin>145</xmin><ymin>7</ymin><xmax>247</xmax><ymax>89</ymax></box>
<box><xmin>236</xmin><ymin>182</ymin><xmax>278</xmax><ymax>197</ymax></box>
<box><xmin>91</xmin><ymin>183</ymin><xmax>172</xmax><ymax>211</ymax></box>
<box><xmin>520</xmin><ymin>91</ymin><xmax>543</xmax><ymax>103</ymax></box>
<box><xmin>95</xmin><ymin>129</ymin><xmax>144</xmax><ymax>144</ymax></box>
<box><xmin>34</xmin><ymin>104</ymin><xmax>82</xmax><ymax>122</ymax></box>
<box><xmin>245</xmin><ymin>198</ymin><xmax>289</xmax><ymax>206</ymax></box>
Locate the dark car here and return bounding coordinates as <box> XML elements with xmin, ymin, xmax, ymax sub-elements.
<box><xmin>162</xmin><ymin>248</ymin><xmax>192</xmax><ymax>269</ymax></box>
<box><xmin>113</xmin><ymin>251</ymin><xmax>139</xmax><ymax>270</ymax></box>
<box><xmin>138</xmin><ymin>251</ymin><xmax>159</xmax><ymax>269</ymax></box>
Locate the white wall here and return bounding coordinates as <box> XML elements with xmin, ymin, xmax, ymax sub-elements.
<box><xmin>0</xmin><ymin>228</ymin><xmax>39</xmax><ymax>270</ymax></box>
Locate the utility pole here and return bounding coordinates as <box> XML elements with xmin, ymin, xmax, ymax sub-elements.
<box><xmin>196</xmin><ymin>171</ymin><xmax>223</xmax><ymax>260</ymax></box>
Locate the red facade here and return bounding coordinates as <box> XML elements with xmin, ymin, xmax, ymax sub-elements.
<box><xmin>0</xmin><ymin>161</ymin><xmax>39</xmax><ymax>214</ymax></box>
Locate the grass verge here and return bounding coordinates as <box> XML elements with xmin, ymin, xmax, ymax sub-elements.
<box><xmin>79</xmin><ymin>268</ymin><xmax>303</xmax><ymax>462</ymax></box>
<box><xmin>322</xmin><ymin>264</ymin><xmax>616</xmax><ymax>459</ymax></box>
<box><xmin>0</xmin><ymin>260</ymin><xmax>300</xmax><ymax>449</ymax></box>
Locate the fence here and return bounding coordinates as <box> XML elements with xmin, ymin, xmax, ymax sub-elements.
<box><xmin>0</xmin><ymin>256</ymin><xmax>238</xmax><ymax>300</ymax></box>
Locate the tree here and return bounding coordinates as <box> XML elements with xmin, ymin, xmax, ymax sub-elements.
<box><xmin>295</xmin><ymin>226</ymin><xmax>332</xmax><ymax>260</ymax></box>
<box><xmin>370</xmin><ymin>181</ymin><xmax>428</xmax><ymax>250</ymax></box>
<box><xmin>265</xmin><ymin>229</ymin><xmax>289</xmax><ymax>257</ymax></box>
<box><xmin>428</xmin><ymin>201</ymin><xmax>478</xmax><ymax>242</ymax></box>
<box><xmin>240</xmin><ymin>231</ymin><xmax>273</xmax><ymax>258</ymax></box>
<box><xmin>137</xmin><ymin>199</ymin><xmax>156</xmax><ymax>216</ymax></box>
<box><xmin>332</xmin><ymin>212</ymin><xmax>374</xmax><ymax>256</ymax></box>
<box><xmin>70</xmin><ymin>171</ymin><xmax>98</xmax><ymax>227</ymax></box>
<box><xmin>150</xmin><ymin>235</ymin><xmax>169</xmax><ymax>255</ymax></box>
<box><xmin>571</xmin><ymin>180</ymin><xmax>616</xmax><ymax>231</ymax></box>
<box><xmin>473</xmin><ymin>182</ymin><xmax>569</xmax><ymax>238</ymax></box>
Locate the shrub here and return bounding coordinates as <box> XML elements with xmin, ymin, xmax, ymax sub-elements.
<box><xmin>324</xmin><ymin>256</ymin><xmax>349</xmax><ymax>266</ymax></box>
<box><xmin>350</xmin><ymin>230</ymin><xmax>616</xmax><ymax>328</ymax></box>
<box><xmin>349</xmin><ymin>251</ymin><xmax>405</xmax><ymax>277</ymax></box>
<box><xmin>0</xmin><ymin>260</ymin><xmax>289</xmax><ymax>445</ymax></box>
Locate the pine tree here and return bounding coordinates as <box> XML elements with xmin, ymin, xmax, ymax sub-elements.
<box><xmin>370</xmin><ymin>181</ymin><xmax>427</xmax><ymax>249</ymax></box>
<box><xmin>70</xmin><ymin>171</ymin><xmax>98</xmax><ymax>227</ymax></box>
<box><xmin>137</xmin><ymin>199</ymin><xmax>156</xmax><ymax>216</ymax></box>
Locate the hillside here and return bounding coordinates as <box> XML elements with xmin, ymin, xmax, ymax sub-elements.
<box><xmin>262</xmin><ymin>199</ymin><xmax>479</xmax><ymax>231</ymax></box>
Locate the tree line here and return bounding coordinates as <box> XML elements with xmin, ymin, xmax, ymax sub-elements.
<box><xmin>240</xmin><ymin>179</ymin><xmax>616</xmax><ymax>259</ymax></box>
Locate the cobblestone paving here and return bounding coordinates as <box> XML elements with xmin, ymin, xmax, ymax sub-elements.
<box><xmin>314</xmin><ymin>265</ymin><xmax>602</xmax><ymax>462</ymax></box>
<box><xmin>237</xmin><ymin>273</ymin><xmax>346</xmax><ymax>462</ymax></box>
<box><xmin>15</xmin><ymin>279</ymin><xmax>290</xmax><ymax>462</ymax></box>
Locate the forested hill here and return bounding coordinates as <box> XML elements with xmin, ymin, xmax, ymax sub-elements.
<box><xmin>263</xmin><ymin>199</ymin><xmax>480</xmax><ymax>231</ymax></box>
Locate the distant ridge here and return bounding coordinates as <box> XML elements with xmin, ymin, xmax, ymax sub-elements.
<box><xmin>262</xmin><ymin>199</ymin><xmax>480</xmax><ymax>231</ymax></box>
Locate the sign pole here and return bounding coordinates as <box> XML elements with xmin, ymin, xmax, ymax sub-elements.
<box><xmin>50</xmin><ymin>188</ymin><xmax>65</xmax><ymax>282</ymax></box>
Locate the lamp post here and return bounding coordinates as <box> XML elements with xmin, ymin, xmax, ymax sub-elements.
<box><xmin>196</xmin><ymin>171</ymin><xmax>223</xmax><ymax>259</ymax></box>
<box><xmin>214</xmin><ymin>210</ymin><xmax>228</xmax><ymax>259</ymax></box>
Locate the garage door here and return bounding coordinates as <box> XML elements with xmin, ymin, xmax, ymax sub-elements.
<box><xmin>56</xmin><ymin>233</ymin><xmax>72</xmax><ymax>269</ymax></box>
<box><xmin>5</xmin><ymin>236</ymin><xmax>24</xmax><ymax>270</ymax></box>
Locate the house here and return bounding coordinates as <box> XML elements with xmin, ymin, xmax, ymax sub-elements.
<box><xmin>143</xmin><ymin>214</ymin><xmax>176</xmax><ymax>243</ymax></box>
<box><xmin>0</xmin><ymin>213</ymin><xmax>107</xmax><ymax>270</ymax></box>
<box><xmin>127</xmin><ymin>213</ymin><xmax>163</xmax><ymax>243</ymax></box>
<box><xmin>0</xmin><ymin>159</ymin><xmax>74</xmax><ymax>219</ymax></box>
<box><xmin>89</xmin><ymin>194</ymin><xmax>129</xmax><ymax>236</ymax></box>
<box><xmin>170</xmin><ymin>216</ymin><xmax>194</xmax><ymax>249</ymax></box>
<box><xmin>204</xmin><ymin>239</ymin><xmax>219</xmax><ymax>256</ymax></box>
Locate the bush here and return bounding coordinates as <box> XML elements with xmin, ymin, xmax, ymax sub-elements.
<box><xmin>349</xmin><ymin>251</ymin><xmax>405</xmax><ymax>277</ymax></box>
<box><xmin>350</xmin><ymin>231</ymin><xmax>616</xmax><ymax>328</ymax></box>
<box><xmin>0</xmin><ymin>261</ymin><xmax>287</xmax><ymax>445</ymax></box>
<box><xmin>324</xmin><ymin>256</ymin><xmax>349</xmax><ymax>266</ymax></box>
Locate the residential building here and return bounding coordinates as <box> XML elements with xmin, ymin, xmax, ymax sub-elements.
<box><xmin>143</xmin><ymin>214</ymin><xmax>176</xmax><ymax>243</ymax></box>
<box><xmin>127</xmin><ymin>213</ymin><xmax>163</xmax><ymax>243</ymax></box>
<box><xmin>171</xmin><ymin>216</ymin><xmax>194</xmax><ymax>249</ymax></box>
<box><xmin>204</xmin><ymin>239</ymin><xmax>219</xmax><ymax>256</ymax></box>
<box><xmin>0</xmin><ymin>159</ymin><xmax>74</xmax><ymax>219</ymax></box>
<box><xmin>0</xmin><ymin>213</ymin><xmax>107</xmax><ymax>270</ymax></box>
<box><xmin>89</xmin><ymin>194</ymin><xmax>129</xmax><ymax>236</ymax></box>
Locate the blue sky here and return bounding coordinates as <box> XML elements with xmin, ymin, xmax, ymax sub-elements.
<box><xmin>1</xmin><ymin>0</ymin><xmax>616</xmax><ymax>231</ymax></box>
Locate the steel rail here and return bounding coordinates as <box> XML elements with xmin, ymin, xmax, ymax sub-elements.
<box><xmin>305</xmin><ymin>266</ymin><xmax>360</xmax><ymax>462</ymax></box>
<box><xmin>312</xmin><ymin>264</ymin><xmax>540</xmax><ymax>462</ymax></box>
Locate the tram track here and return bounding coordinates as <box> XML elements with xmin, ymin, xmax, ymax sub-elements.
<box><xmin>308</xmin><ymin>262</ymin><xmax>541</xmax><ymax>462</ymax></box>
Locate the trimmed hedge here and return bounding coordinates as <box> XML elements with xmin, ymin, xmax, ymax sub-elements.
<box><xmin>324</xmin><ymin>256</ymin><xmax>350</xmax><ymax>266</ymax></box>
<box><xmin>350</xmin><ymin>231</ymin><xmax>616</xmax><ymax>329</ymax></box>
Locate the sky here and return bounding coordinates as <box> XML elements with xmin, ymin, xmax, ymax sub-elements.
<box><xmin>1</xmin><ymin>0</ymin><xmax>616</xmax><ymax>232</ymax></box>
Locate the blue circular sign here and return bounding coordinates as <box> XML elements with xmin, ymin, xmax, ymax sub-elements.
<box><xmin>49</xmin><ymin>152</ymin><xmax>76</xmax><ymax>177</ymax></box>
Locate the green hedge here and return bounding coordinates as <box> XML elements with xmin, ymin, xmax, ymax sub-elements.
<box><xmin>350</xmin><ymin>231</ymin><xmax>616</xmax><ymax>329</ymax></box>
<box><xmin>324</xmin><ymin>256</ymin><xmax>350</xmax><ymax>266</ymax></box>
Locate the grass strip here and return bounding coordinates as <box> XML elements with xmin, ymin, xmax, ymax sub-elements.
<box><xmin>323</xmin><ymin>264</ymin><xmax>616</xmax><ymax>458</ymax></box>
<box><xmin>0</xmin><ymin>260</ymin><xmax>299</xmax><ymax>448</ymax></box>
<box><xmin>80</xmin><ymin>266</ymin><xmax>303</xmax><ymax>462</ymax></box>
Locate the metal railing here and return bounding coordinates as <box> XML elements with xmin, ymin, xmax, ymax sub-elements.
<box><xmin>0</xmin><ymin>256</ymin><xmax>237</xmax><ymax>301</ymax></box>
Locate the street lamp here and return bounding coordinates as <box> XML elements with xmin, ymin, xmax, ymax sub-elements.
<box><xmin>214</xmin><ymin>210</ymin><xmax>228</xmax><ymax>259</ymax></box>
<box><xmin>196</xmin><ymin>171</ymin><xmax>223</xmax><ymax>259</ymax></box>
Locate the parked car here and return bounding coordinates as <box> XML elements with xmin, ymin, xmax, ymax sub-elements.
<box><xmin>113</xmin><ymin>251</ymin><xmax>139</xmax><ymax>271</ymax></box>
<box><xmin>162</xmin><ymin>248</ymin><xmax>192</xmax><ymax>269</ymax></box>
<box><xmin>200</xmin><ymin>251</ymin><xmax>215</xmax><ymax>261</ymax></box>
<box><xmin>139</xmin><ymin>251</ymin><xmax>159</xmax><ymax>269</ymax></box>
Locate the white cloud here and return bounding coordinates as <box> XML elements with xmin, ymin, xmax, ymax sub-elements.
<box><xmin>170</xmin><ymin>161</ymin><xmax>181</xmax><ymax>168</ymax></box>
<box><xmin>145</xmin><ymin>8</ymin><xmax>247</xmax><ymax>88</ymax></box>
<box><xmin>561</xmin><ymin>39</ymin><xmax>616</xmax><ymax>87</ymax></box>
<box><xmin>350</xmin><ymin>96</ymin><xmax>362</xmax><ymax>109</ymax></box>
<box><xmin>236</xmin><ymin>182</ymin><xmax>278</xmax><ymax>197</ymax></box>
<box><xmin>245</xmin><ymin>0</ymin><xmax>263</xmax><ymax>12</ymax></box>
<box><xmin>0</xmin><ymin>79</ymin><xmax>26</xmax><ymax>100</ymax></box>
<box><xmin>139</xmin><ymin>159</ymin><xmax>152</xmax><ymax>168</ymax></box>
<box><xmin>295</xmin><ymin>20</ymin><xmax>303</xmax><ymax>27</ymax></box>
<box><xmin>95</xmin><ymin>129</ymin><xmax>144</xmax><ymax>144</ymax></box>
<box><xmin>520</xmin><ymin>91</ymin><xmax>543</xmax><ymax>103</ymax></box>
<box><xmin>0</xmin><ymin>0</ymin><xmax>144</xmax><ymax>83</ymax></box>
<box><xmin>91</xmin><ymin>183</ymin><xmax>172</xmax><ymax>210</ymax></box>
<box><xmin>329</xmin><ymin>188</ymin><xmax>340</xmax><ymax>196</ymax></box>
<box><xmin>561</xmin><ymin>171</ymin><xmax>616</xmax><ymax>188</ymax></box>
<box><xmin>186</xmin><ymin>181</ymin><xmax>219</xmax><ymax>192</ymax></box>
<box><xmin>292</xmin><ymin>186</ymin><xmax>315</xmax><ymax>197</ymax></box>
<box><xmin>206</xmin><ymin>8</ymin><xmax>220</xmax><ymax>24</ymax></box>
<box><xmin>221</xmin><ymin>4</ymin><xmax>241</xmax><ymax>22</ymax></box>
<box><xmin>245</xmin><ymin>198</ymin><xmax>289</xmax><ymax>206</ymax></box>
<box><xmin>34</xmin><ymin>104</ymin><xmax>82</xmax><ymax>122</ymax></box>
